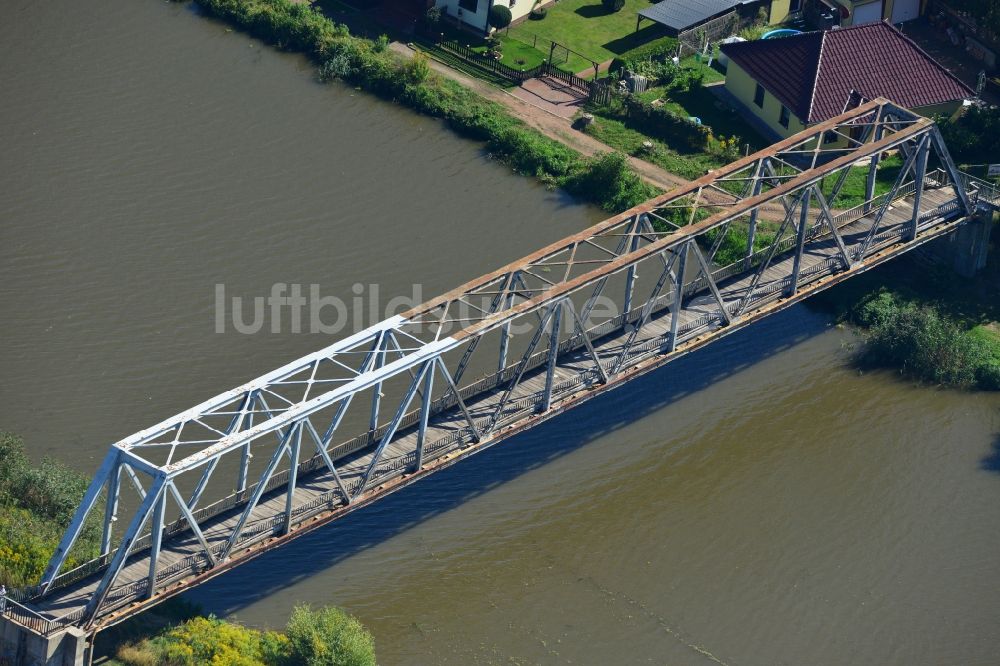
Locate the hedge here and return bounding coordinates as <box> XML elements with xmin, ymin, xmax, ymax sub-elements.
<box><xmin>622</xmin><ymin>97</ymin><xmax>710</xmax><ymax>152</ymax></box>
<box><xmin>610</xmin><ymin>36</ymin><xmax>679</xmax><ymax>73</ymax></box>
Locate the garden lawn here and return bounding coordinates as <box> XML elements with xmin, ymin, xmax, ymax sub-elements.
<box><xmin>494</xmin><ymin>35</ymin><xmax>547</xmax><ymax>69</ymax></box>
<box><xmin>820</xmin><ymin>155</ymin><xmax>903</xmax><ymax>209</ymax></box>
<box><xmin>635</xmin><ymin>84</ymin><xmax>769</xmax><ymax>152</ymax></box>
<box><xmin>680</xmin><ymin>53</ymin><xmax>725</xmax><ymax>84</ymax></box>
<box><xmin>510</xmin><ymin>0</ymin><xmax>667</xmax><ymax>75</ymax></box>
<box><xmin>583</xmin><ymin>113</ymin><xmax>723</xmax><ymax>180</ymax></box>
<box><xmin>420</xmin><ymin>24</ymin><xmax>546</xmax><ymax>87</ymax></box>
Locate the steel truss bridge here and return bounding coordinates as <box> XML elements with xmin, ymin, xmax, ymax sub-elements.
<box><xmin>5</xmin><ymin>99</ymin><xmax>998</xmax><ymax>637</ymax></box>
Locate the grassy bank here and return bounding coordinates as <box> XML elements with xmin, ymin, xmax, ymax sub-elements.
<box><xmin>195</xmin><ymin>0</ymin><xmax>658</xmax><ymax>213</ymax></box>
<box><xmin>0</xmin><ymin>433</ymin><xmax>103</xmax><ymax>589</ymax></box>
<box><xmin>110</xmin><ymin>605</ymin><xmax>375</xmax><ymax>666</ymax></box>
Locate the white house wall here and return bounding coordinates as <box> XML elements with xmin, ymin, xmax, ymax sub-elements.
<box><xmin>435</xmin><ymin>0</ymin><xmax>538</xmax><ymax>34</ymax></box>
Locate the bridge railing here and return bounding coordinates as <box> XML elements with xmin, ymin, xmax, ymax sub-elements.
<box><xmin>928</xmin><ymin>168</ymin><xmax>999</xmax><ymax>208</ymax></box>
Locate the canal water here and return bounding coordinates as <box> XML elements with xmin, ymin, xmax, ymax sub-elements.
<box><xmin>2</xmin><ymin>1</ymin><xmax>998</xmax><ymax>664</ymax></box>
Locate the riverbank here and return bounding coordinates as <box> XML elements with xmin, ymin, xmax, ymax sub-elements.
<box><xmin>0</xmin><ymin>433</ymin><xmax>102</xmax><ymax>589</ymax></box>
<box><xmin>193</xmin><ymin>0</ymin><xmax>658</xmax><ymax>213</ymax></box>
<box><xmin>0</xmin><ymin>430</ymin><xmax>376</xmax><ymax>666</ymax></box>
<box><xmin>812</xmin><ymin>229</ymin><xmax>1000</xmax><ymax>390</ymax></box>
<box><xmin>109</xmin><ymin>604</ymin><xmax>374</xmax><ymax>665</ymax></box>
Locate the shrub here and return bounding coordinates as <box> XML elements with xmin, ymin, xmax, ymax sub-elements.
<box><xmin>706</xmin><ymin>134</ymin><xmax>740</xmax><ymax>162</ymax></box>
<box><xmin>402</xmin><ymin>51</ymin><xmax>430</xmax><ymax>84</ymax></box>
<box><xmin>115</xmin><ymin>643</ymin><xmax>159</xmax><ymax>666</ymax></box>
<box><xmin>602</xmin><ymin>0</ymin><xmax>625</xmax><ymax>12</ymax></box>
<box><xmin>610</xmin><ymin>36</ymin><xmax>678</xmax><ymax>72</ymax></box>
<box><xmin>153</xmin><ymin>615</ymin><xmax>290</xmax><ymax>666</ymax></box>
<box><xmin>114</xmin><ymin>606</ymin><xmax>375</xmax><ymax>666</ymax></box>
<box><xmin>853</xmin><ymin>291</ymin><xmax>996</xmax><ymax>388</ymax></box>
<box><xmin>937</xmin><ymin>106</ymin><xmax>1000</xmax><ymax>166</ymax></box>
<box><xmin>285</xmin><ymin>604</ymin><xmax>376</xmax><ymax>666</ymax></box>
<box><xmin>562</xmin><ymin>152</ymin><xmax>658</xmax><ymax>213</ymax></box>
<box><xmin>0</xmin><ymin>432</ymin><xmax>104</xmax><ymax>588</ymax></box>
<box><xmin>621</xmin><ymin>97</ymin><xmax>711</xmax><ymax>152</ymax></box>
<box><xmin>422</xmin><ymin>6</ymin><xmax>443</xmax><ymax>35</ymax></box>
<box><xmin>625</xmin><ymin>60</ymin><xmax>702</xmax><ymax>92</ymax></box>
<box><xmin>529</xmin><ymin>6</ymin><xmax>547</xmax><ymax>19</ymax></box>
<box><xmin>488</xmin><ymin>4</ymin><xmax>512</xmax><ymax>29</ymax></box>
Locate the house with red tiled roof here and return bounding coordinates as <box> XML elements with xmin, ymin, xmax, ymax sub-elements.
<box><xmin>719</xmin><ymin>20</ymin><xmax>973</xmax><ymax>140</ymax></box>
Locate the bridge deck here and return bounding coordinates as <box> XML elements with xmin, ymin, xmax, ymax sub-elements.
<box><xmin>25</xmin><ymin>185</ymin><xmax>962</xmax><ymax>629</ymax></box>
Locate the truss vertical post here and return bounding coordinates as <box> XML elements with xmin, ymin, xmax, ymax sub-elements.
<box><xmin>415</xmin><ymin>364</ymin><xmax>435</xmax><ymax>471</ymax></box>
<box><xmin>789</xmin><ymin>190</ymin><xmax>811</xmax><ymax>296</ymax></box>
<box><xmin>863</xmin><ymin>118</ymin><xmax>885</xmax><ymax>213</ymax></box>
<box><xmin>486</xmin><ymin>306</ymin><xmax>555</xmax><ymax>432</ymax></box>
<box><xmin>612</xmin><ymin>251</ymin><xmax>678</xmax><ymax>373</ymax></box>
<box><xmin>40</xmin><ymin>449</ymin><xmax>118</xmax><ymax>595</ymax></box>
<box><xmin>929</xmin><ymin>127</ymin><xmax>973</xmax><ymax>215</ymax></box>
<box><xmin>497</xmin><ymin>272</ymin><xmax>519</xmax><ymax>373</ymax></box>
<box><xmin>101</xmin><ymin>459</ymin><xmax>121</xmax><ymax>556</ymax></box>
<box><xmin>540</xmin><ymin>301</ymin><xmax>563</xmax><ymax>412</ymax></box>
<box><xmin>146</xmin><ymin>487</ymin><xmax>167</xmax><ymax>599</ymax></box>
<box><xmin>623</xmin><ymin>215</ymin><xmax>641</xmax><ymax>315</ymax></box>
<box><xmin>283</xmin><ymin>423</ymin><xmax>302</xmax><ymax>535</ymax></box>
<box><xmin>238</xmin><ymin>392</ymin><xmax>257</xmax><ymax>493</ymax></box>
<box><xmin>668</xmin><ymin>242</ymin><xmax>689</xmax><ymax>352</ymax></box>
<box><xmin>908</xmin><ymin>135</ymin><xmax>930</xmax><ymax>240</ymax></box>
<box><xmin>370</xmin><ymin>335</ymin><xmax>387</xmax><ymax>432</ymax></box>
<box><xmin>238</xmin><ymin>445</ymin><xmax>251</xmax><ymax>493</ymax></box>
<box><xmin>744</xmin><ymin>158</ymin><xmax>767</xmax><ymax>269</ymax></box>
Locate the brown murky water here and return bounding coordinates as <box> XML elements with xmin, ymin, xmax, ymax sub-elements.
<box><xmin>2</xmin><ymin>2</ymin><xmax>999</xmax><ymax>664</ymax></box>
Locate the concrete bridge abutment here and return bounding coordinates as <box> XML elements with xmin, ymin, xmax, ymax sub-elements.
<box><xmin>926</xmin><ymin>209</ymin><xmax>995</xmax><ymax>277</ymax></box>
<box><xmin>0</xmin><ymin>618</ymin><xmax>91</xmax><ymax>666</ymax></box>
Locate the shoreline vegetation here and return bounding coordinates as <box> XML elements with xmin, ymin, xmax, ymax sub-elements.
<box><xmin>0</xmin><ymin>431</ymin><xmax>376</xmax><ymax>666</ymax></box>
<box><xmin>110</xmin><ymin>605</ymin><xmax>375</xmax><ymax>666</ymax></box>
<box><xmin>0</xmin><ymin>433</ymin><xmax>103</xmax><ymax>590</ymax></box>
<box><xmin>195</xmin><ymin>0</ymin><xmax>658</xmax><ymax>213</ymax></box>
<box><xmin>812</xmin><ymin>240</ymin><xmax>1000</xmax><ymax>390</ymax></box>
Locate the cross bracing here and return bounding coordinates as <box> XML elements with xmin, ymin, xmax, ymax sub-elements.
<box><xmin>2</xmin><ymin>98</ymin><xmax>986</xmax><ymax>636</ymax></box>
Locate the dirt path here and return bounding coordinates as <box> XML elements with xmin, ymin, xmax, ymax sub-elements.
<box><xmin>389</xmin><ymin>43</ymin><xmax>798</xmax><ymax>222</ymax></box>
<box><xmin>390</xmin><ymin>42</ymin><xmax>689</xmax><ymax>193</ymax></box>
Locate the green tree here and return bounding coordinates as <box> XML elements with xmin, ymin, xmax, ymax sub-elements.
<box><xmin>488</xmin><ymin>4</ymin><xmax>512</xmax><ymax>30</ymax></box>
<box><xmin>602</xmin><ymin>0</ymin><xmax>625</xmax><ymax>12</ymax></box>
<box><xmin>285</xmin><ymin>605</ymin><xmax>376</xmax><ymax>666</ymax></box>
<box><xmin>937</xmin><ymin>106</ymin><xmax>1000</xmax><ymax>167</ymax></box>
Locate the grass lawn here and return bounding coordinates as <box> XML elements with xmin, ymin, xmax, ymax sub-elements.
<box><xmin>819</xmin><ymin>155</ymin><xmax>903</xmax><ymax>209</ymax></box>
<box><xmin>634</xmin><ymin>84</ymin><xmax>769</xmax><ymax>152</ymax></box>
<box><xmin>494</xmin><ymin>35</ymin><xmax>547</xmax><ymax>69</ymax></box>
<box><xmin>679</xmin><ymin>53</ymin><xmax>725</xmax><ymax>84</ymax></box>
<box><xmin>423</xmin><ymin>23</ymin><xmax>547</xmax><ymax>85</ymax></box>
<box><xmin>509</xmin><ymin>0</ymin><xmax>667</xmax><ymax>74</ymax></box>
